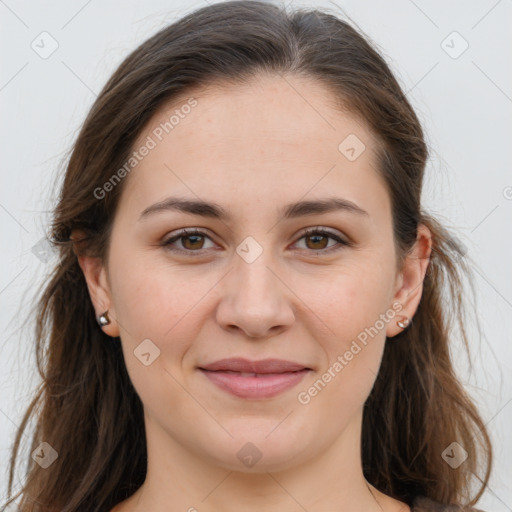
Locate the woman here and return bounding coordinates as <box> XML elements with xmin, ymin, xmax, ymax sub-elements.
<box><xmin>2</xmin><ymin>1</ymin><xmax>492</xmax><ymax>511</ymax></box>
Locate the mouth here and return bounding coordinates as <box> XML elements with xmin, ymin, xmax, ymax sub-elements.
<box><xmin>198</xmin><ymin>358</ymin><xmax>312</xmax><ymax>399</ymax></box>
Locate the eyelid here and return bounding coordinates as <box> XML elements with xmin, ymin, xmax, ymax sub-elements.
<box><xmin>161</xmin><ymin>226</ymin><xmax>351</xmax><ymax>255</ymax></box>
<box><xmin>161</xmin><ymin>228</ymin><xmax>217</xmax><ymax>255</ymax></box>
<box><xmin>293</xmin><ymin>226</ymin><xmax>351</xmax><ymax>253</ymax></box>
<box><xmin>297</xmin><ymin>226</ymin><xmax>347</xmax><ymax>241</ymax></box>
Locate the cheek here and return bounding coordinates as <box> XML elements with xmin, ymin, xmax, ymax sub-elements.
<box><xmin>109</xmin><ymin>259</ymin><xmax>212</xmax><ymax>408</ymax></box>
<box><xmin>300</xmin><ymin>259</ymin><xmax>393</xmax><ymax>408</ymax></box>
<box><xmin>297</xmin><ymin>271</ymin><xmax>390</xmax><ymax>427</ymax></box>
<box><xmin>303</xmin><ymin>259</ymin><xmax>395</xmax><ymax>346</ymax></box>
<box><xmin>109</xmin><ymin>255</ymin><xmax>211</xmax><ymax>352</ymax></box>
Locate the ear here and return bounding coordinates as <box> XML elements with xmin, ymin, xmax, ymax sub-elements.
<box><xmin>386</xmin><ymin>224</ymin><xmax>432</xmax><ymax>338</ymax></box>
<box><xmin>71</xmin><ymin>230</ymin><xmax>120</xmax><ymax>338</ymax></box>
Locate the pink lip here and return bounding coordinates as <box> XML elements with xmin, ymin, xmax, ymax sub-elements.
<box><xmin>199</xmin><ymin>358</ymin><xmax>312</xmax><ymax>399</ymax></box>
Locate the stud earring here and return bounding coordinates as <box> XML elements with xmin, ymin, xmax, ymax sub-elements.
<box><xmin>97</xmin><ymin>311</ymin><xmax>111</xmax><ymax>326</ymax></box>
<box><xmin>396</xmin><ymin>316</ymin><xmax>410</xmax><ymax>329</ymax></box>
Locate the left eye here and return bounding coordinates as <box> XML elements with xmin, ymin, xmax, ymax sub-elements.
<box><xmin>294</xmin><ymin>228</ymin><xmax>349</xmax><ymax>253</ymax></box>
<box><xmin>161</xmin><ymin>228</ymin><xmax>349</xmax><ymax>255</ymax></box>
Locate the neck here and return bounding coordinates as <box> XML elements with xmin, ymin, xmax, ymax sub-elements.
<box><xmin>114</xmin><ymin>409</ymin><xmax>403</xmax><ymax>512</ymax></box>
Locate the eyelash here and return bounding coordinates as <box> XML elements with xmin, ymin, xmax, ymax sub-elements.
<box><xmin>161</xmin><ymin>227</ymin><xmax>351</xmax><ymax>257</ymax></box>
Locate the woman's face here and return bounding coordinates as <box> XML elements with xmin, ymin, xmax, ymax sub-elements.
<box><xmin>80</xmin><ymin>73</ymin><xmax>428</xmax><ymax>472</ymax></box>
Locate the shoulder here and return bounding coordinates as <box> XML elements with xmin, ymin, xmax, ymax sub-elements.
<box><xmin>412</xmin><ymin>496</ymin><xmax>485</xmax><ymax>512</ymax></box>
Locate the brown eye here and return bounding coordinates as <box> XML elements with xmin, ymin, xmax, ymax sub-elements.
<box><xmin>304</xmin><ymin>233</ymin><xmax>329</xmax><ymax>250</ymax></box>
<box><xmin>161</xmin><ymin>227</ymin><xmax>350</xmax><ymax>257</ymax></box>
<box><xmin>294</xmin><ymin>228</ymin><xmax>350</xmax><ymax>254</ymax></box>
<box><xmin>162</xmin><ymin>229</ymin><xmax>215</xmax><ymax>254</ymax></box>
<box><xmin>181</xmin><ymin>234</ymin><xmax>205</xmax><ymax>250</ymax></box>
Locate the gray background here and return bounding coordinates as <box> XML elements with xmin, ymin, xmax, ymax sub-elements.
<box><xmin>1</xmin><ymin>0</ymin><xmax>511</xmax><ymax>510</ymax></box>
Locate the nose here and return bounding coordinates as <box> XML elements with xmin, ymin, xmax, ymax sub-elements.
<box><xmin>215</xmin><ymin>249</ymin><xmax>295</xmax><ymax>339</ymax></box>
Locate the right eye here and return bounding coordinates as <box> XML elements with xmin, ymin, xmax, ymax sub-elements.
<box><xmin>161</xmin><ymin>228</ymin><xmax>216</xmax><ymax>255</ymax></box>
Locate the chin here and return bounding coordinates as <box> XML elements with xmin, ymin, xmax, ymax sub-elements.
<box><xmin>199</xmin><ymin>428</ymin><xmax>313</xmax><ymax>473</ymax></box>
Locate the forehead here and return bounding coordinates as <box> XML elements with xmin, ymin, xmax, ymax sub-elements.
<box><xmin>138</xmin><ymin>73</ymin><xmax>378</xmax><ymax>158</ymax></box>
<box><xmin>119</xmin><ymin>73</ymin><xmax>389</xmax><ymax>222</ymax></box>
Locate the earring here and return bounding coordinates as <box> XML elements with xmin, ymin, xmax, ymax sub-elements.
<box><xmin>97</xmin><ymin>310</ymin><xmax>111</xmax><ymax>326</ymax></box>
<box><xmin>396</xmin><ymin>316</ymin><xmax>410</xmax><ymax>329</ymax></box>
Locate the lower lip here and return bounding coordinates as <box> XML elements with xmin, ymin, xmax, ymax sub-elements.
<box><xmin>200</xmin><ymin>369</ymin><xmax>310</xmax><ymax>399</ymax></box>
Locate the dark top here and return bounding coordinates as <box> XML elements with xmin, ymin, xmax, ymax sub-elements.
<box><xmin>412</xmin><ymin>496</ymin><xmax>484</xmax><ymax>511</ymax></box>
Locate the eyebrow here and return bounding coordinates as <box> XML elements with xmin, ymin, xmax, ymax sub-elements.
<box><xmin>138</xmin><ymin>196</ymin><xmax>369</xmax><ymax>222</ymax></box>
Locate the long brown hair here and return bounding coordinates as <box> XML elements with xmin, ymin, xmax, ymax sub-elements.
<box><xmin>2</xmin><ymin>1</ymin><xmax>492</xmax><ymax>510</ymax></box>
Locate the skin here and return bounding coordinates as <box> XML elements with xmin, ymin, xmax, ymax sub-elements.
<box><xmin>75</xmin><ymin>73</ymin><xmax>431</xmax><ymax>512</ymax></box>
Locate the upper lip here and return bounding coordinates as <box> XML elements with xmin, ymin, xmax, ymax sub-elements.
<box><xmin>199</xmin><ymin>358</ymin><xmax>310</xmax><ymax>374</ymax></box>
